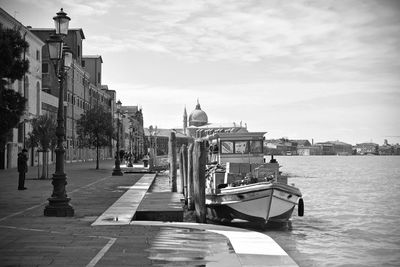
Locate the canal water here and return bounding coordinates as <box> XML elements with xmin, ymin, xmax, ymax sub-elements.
<box><xmin>265</xmin><ymin>156</ymin><xmax>400</xmax><ymax>267</ymax></box>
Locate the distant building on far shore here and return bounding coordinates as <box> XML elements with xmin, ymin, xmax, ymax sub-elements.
<box><xmin>297</xmin><ymin>146</ymin><xmax>322</xmax><ymax>156</ymax></box>
<box><xmin>355</xmin><ymin>142</ymin><xmax>379</xmax><ymax>155</ymax></box>
<box><xmin>378</xmin><ymin>139</ymin><xmax>393</xmax><ymax>155</ymax></box>
<box><xmin>264</xmin><ymin>138</ymin><xmax>298</xmax><ymax>155</ymax></box>
<box><xmin>182</xmin><ymin>100</ymin><xmax>247</xmax><ymax>138</ymax></box>
<box><xmin>393</xmin><ymin>144</ymin><xmax>400</xmax><ymax>155</ymax></box>
<box><xmin>311</xmin><ymin>141</ymin><xmax>353</xmax><ymax>155</ymax></box>
<box><xmin>264</xmin><ymin>136</ymin><xmax>399</xmax><ymax>156</ymax></box>
<box><xmin>328</xmin><ymin>141</ymin><xmax>353</xmax><ymax>155</ymax></box>
<box><xmin>264</xmin><ymin>139</ymin><xmax>353</xmax><ymax>156</ymax></box>
<box><xmin>313</xmin><ymin>142</ymin><xmax>335</xmax><ymax>155</ymax></box>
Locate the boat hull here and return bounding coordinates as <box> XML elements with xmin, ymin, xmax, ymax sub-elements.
<box><xmin>206</xmin><ymin>182</ymin><xmax>301</xmax><ymax>224</ymax></box>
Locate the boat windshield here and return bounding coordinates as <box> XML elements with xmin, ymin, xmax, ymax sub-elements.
<box><xmin>220</xmin><ymin>140</ymin><xmax>263</xmax><ymax>154</ymax></box>
<box><xmin>235</xmin><ymin>141</ymin><xmax>249</xmax><ymax>153</ymax></box>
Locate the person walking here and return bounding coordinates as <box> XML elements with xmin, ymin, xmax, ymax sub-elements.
<box><xmin>17</xmin><ymin>148</ymin><xmax>28</xmax><ymax>190</ymax></box>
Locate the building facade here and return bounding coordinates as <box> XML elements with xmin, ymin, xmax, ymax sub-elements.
<box><xmin>0</xmin><ymin>8</ymin><xmax>135</xmax><ymax>169</ymax></box>
<box><xmin>120</xmin><ymin>106</ymin><xmax>145</xmax><ymax>161</ymax></box>
<box><xmin>30</xmin><ymin>29</ymin><xmax>114</xmax><ymax>162</ymax></box>
<box><xmin>1</xmin><ymin>8</ymin><xmax>45</xmax><ymax>168</ymax></box>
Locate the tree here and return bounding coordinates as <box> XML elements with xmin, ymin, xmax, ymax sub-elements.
<box><xmin>0</xmin><ymin>27</ymin><xmax>29</xmax><ymax>154</ymax></box>
<box><xmin>27</xmin><ymin>115</ymin><xmax>57</xmax><ymax>179</ymax></box>
<box><xmin>77</xmin><ymin>105</ymin><xmax>114</xmax><ymax>169</ymax></box>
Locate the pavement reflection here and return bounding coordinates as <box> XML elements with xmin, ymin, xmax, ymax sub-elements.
<box><xmin>147</xmin><ymin>227</ymin><xmax>240</xmax><ymax>266</ymax></box>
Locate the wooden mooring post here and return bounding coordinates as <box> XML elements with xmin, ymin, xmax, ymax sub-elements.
<box><xmin>181</xmin><ymin>144</ymin><xmax>188</xmax><ymax>199</ymax></box>
<box><xmin>193</xmin><ymin>139</ymin><xmax>207</xmax><ymax>223</ymax></box>
<box><xmin>168</xmin><ymin>131</ymin><xmax>177</xmax><ymax>192</ymax></box>
<box><xmin>177</xmin><ymin>146</ymin><xmax>184</xmax><ymax>194</ymax></box>
<box><xmin>187</xmin><ymin>143</ymin><xmax>194</xmax><ymax>210</ymax></box>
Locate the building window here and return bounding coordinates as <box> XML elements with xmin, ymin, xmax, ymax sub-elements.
<box><xmin>82</xmin><ymin>60</ymin><xmax>85</xmax><ymax>67</ymax></box>
<box><xmin>36</xmin><ymin>50</ymin><xmax>40</xmax><ymax>61</ymax></box>
<box><xmin>97</xmin><ymin>73</ymin><xmax>101</xmax><ymax>84</ymax></box>
<box><xmin>42</xmin><ymin>63</ymin><xmax>49</xmax><ymax>74</ymax></box>
<box><xmin>78</xmin><ymin>45</ymin><xmax>80</xmax><ymax>57</ymax></box>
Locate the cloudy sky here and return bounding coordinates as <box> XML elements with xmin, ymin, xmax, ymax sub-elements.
<box><xmin>2</xmin><ymin>0</ymin><xmax>400</xmax><ymax>144</ymax></box>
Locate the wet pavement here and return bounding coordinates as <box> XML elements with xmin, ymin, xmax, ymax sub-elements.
<box><xmin>147</xmin><ymin>227</ymin><xmax>239</xmax><ymax>266</ymax></box>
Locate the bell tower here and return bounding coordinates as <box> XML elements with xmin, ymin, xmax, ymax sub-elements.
<box><xmin>183</xmin><ymin>106</ymin><xmax>187</xmax><ymax>135</ymax></box>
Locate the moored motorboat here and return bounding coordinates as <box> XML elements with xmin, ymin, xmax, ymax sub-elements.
<box><xmin>205</xmin><ymin>132</ymin><xmax>304</xmax><ymax>225</ymax></box>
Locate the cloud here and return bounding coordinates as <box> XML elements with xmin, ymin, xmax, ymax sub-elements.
<box><xmin>18</xmin><ymin>0</ymin><xmax>117</xmax><ymax>16</ymax></box>
<box><xmin>77</xmin><ymin>0</ymin><xmax>400</xmax><ymax>85</ymax></box>
<box><xmin>61</xmin><ymin>0</ymin><xmax>118</xmax><ymax>16</ymax></box>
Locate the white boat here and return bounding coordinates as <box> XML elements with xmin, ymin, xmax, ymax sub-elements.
<box><xmin>205</xmin><ymin>132</ymin><xmax>304</xmax><ymax>225</ymax></box>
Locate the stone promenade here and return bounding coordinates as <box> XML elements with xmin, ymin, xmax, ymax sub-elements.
<box><xmin>0</xmin><ymin>159</ymin><xmax>298</xmax><ymax>266</ymax></box>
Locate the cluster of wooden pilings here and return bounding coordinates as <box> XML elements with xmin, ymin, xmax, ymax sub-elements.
<box><xmin>168</xmin><ymin>132</ymin><xmax>208</xmax><ymax>223</ymax></box>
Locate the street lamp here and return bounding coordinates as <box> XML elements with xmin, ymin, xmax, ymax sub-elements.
<box><xmin>44</xmin><ymin>8</ymin><xmax>74</xmax><ymax>217</ymax></box>
<box><xmin>127</xmin><ymin>123</ymin><xmax>133</xmax><ymax>167</ymax></box>
<box><xmin>112</xmin><ymin>100</ymin><xmax>123</xmax><ymax>176</ymax></box>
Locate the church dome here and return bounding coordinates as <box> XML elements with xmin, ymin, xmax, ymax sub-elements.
<box><xmin>189</xmin><ymin>101</ymin><xmax>208</xmax><ymax>127</ymax></box>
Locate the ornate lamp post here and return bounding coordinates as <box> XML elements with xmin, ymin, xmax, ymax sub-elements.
<box><xmin>44</xmin><ymin>8</ymin><xmax>74</xmax><ymax>217</ymax></box>
<box><xmin>112</xmin><ymin>100</ymin><xmax>123</xmax><ymax>176</ymax></box>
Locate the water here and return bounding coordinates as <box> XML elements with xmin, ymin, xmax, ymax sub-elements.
<box><xmin>265</xmin><ymin>156</ymin><xmax>400</xmax><ymax>267</ymax></box>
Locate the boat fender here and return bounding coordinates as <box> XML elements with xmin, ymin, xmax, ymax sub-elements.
<box><xmin>298</xmin><ymin>198</ymin><xmax>304</xmax><ymax>217</ymax></box>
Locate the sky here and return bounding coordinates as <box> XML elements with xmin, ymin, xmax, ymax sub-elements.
<box><xmin>1</xmin><ymin>0</ymin><xmax>400</xmax><ymax>145</ymax></box>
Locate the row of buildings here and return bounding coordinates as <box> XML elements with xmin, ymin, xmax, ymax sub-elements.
<box><xmin>0</xmin><ymin>8</ymin><xmax>146</xmax><ymax>169</ymax></box>
<box><xmin>2</xmin><ymin>7</ymin><xmax>247</xmax><ymax>170</ymax></box>
<box><xmin>265</xmin><ymin>138</ymin><xmax>400</xmax><ymax>156</ymax></box>
<box><xmin>136</xmin><ymin>99</ymin><xmax>400</xmax><ymax>158</ymax></box>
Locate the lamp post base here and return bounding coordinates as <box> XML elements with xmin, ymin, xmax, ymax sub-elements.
<box><xmin>44</xmin><ymin>197</ymin><xmax>74</xmax><ymax>217</ymax></box>
<box><xmin>112</xmin><ymin>168</ymin><xmax>123</xmax><ymax>176</ymax></box>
